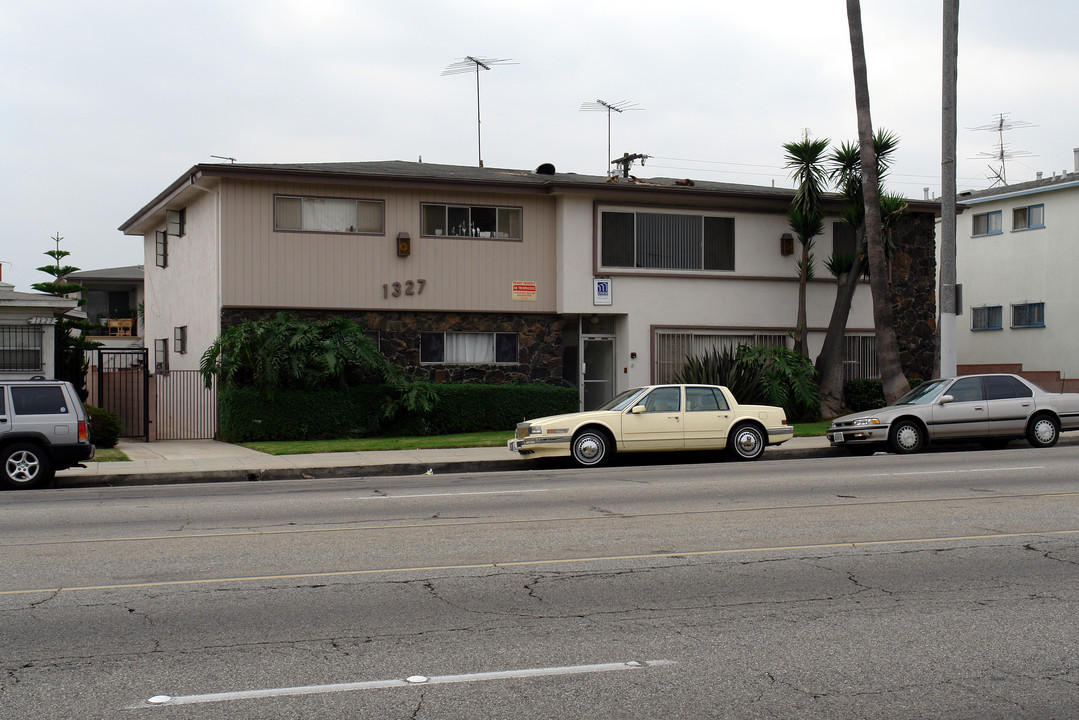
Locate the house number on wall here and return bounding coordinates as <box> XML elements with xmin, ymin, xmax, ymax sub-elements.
<box><xmin>382</xmin><ymin>279</ymin><xmax>427</xmax><ymax>298</ymax></box>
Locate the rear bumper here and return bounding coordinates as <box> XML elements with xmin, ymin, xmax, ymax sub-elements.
<box><xmin>768</xmin><ymin>426</ymin><xmax>795</xmax><ymax>445</ymax></box>
<box><xmin>51</xmin><ymin>443</ymin><xmax>95</xmax><ymax>469</ymax></box>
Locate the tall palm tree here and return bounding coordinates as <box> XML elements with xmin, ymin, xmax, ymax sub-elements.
<box><xmin>815</xmin><ymin>132</ymin><xmax>899</xmax><ymax>417</ymax></box>
<box><xmin>784</xmin><ymin>136</ymin><xmax>830</xmax><ymax>357</ymax></box>
<box><xmin>845</xmin><ymin>0</ymin><xmax>910</xmax><ymax>404</ymax></box>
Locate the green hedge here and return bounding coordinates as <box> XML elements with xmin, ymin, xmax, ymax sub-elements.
<box><xmin>843</xmin><ymin>377</ymin><xmax>924</xmax><ymax>413</ymax></box>
<box><xmin>85</xmin><ymin>405</ymin><xmax>121</xmax><ymax>448</ymax></box>
<box><xmin>217</xmin><ymin>383</ymin><xmax>579</xmax><ymax>442</ymax></box>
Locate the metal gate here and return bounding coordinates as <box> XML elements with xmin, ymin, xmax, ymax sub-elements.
<box><xmin>155</xmin><ymin>370</ymin><xmax>217</xmax><ymax>440</ymax></box>
<box><xmin>96</xmin><ymin>349</ymin><xmax>149</xmax><ymax>440</ymax></box>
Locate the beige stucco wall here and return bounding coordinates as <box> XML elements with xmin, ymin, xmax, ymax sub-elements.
<box><xmin>956</xmin><ymin>183</ymin><xmax>1079</xmax><ymax>377</ymax></box>
<box><xmin>218</xmin><ymin>180</ymin><xmax>558</xmax><ymax>313</ymax></box>
<box><xmin>555</xmin><ymin>195</ymin><xmax>875</xmax><ymax>390</ymax></box>
<box><xmin>141</xmin><ymin>187</ymin><xmax>222</xmax><ymax>373</ymax></box>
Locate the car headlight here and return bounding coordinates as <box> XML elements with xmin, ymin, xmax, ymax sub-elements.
<box><xmin>529</xmin><ymin>426</ymin><xmax>542</xmax><ymax>435</ymax></box>
<box><xmin>851</xmin><ymin>418</ymin><xmax>880</xmax><ymax>426</ymax></box>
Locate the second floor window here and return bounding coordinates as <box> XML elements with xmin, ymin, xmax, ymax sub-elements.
<box><xmin>421</xmin><ymin>204</ymin><xmax>522</xmax><ymax>239</ymax></box>
<box><xmin>971</xmin><ymin>305</ymin><xmax>1002</xmax><ymax>331</ymax></box>
<box><xmin>155</xmin><ymin>231</ymin><xmax>168</xmax><ymax>268</ymax></box>
<box><xmin>601</xmin><ymin>211</ymin><xmax>735</xmax><ymax>272</ymax></box>
<box><xmin>1011</xmin><ymin>302</ymin><xmax>1045</xmax><ymax>328</ymax></box>
<box><xmin>972</xmin><ymin>210</ymin><xmax>1002</xmax><ymax>237</ymax></box>
<box><xmin>1012</xmin><ymin>204</ymin><xmax>1044</xmax><ymax>231</ymax></box>
<box><xmin>275</xmin><ymin>196</ymin><xmax>383</xmax><ymax>234</ymax></box>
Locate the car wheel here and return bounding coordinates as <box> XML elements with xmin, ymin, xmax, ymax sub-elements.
<box><xmin>1026</xmin><ymin>414</ymin><xmax>1059</xmax><ymax>449</ymax></box>
<box><xmin>2</xmin><ymin>443</ymin><xmax>54</xmax><ymax>490</ymax></box>
<box><xmin>889</xmin><ymin>419</ymin><xmax>924</xmax><ymax>454</ymax></box>
<box><xmin>571</xmin><ymin>429</ymin><xmax>610</xmax><ymax>467</ymax></box>
<box><xmin>728</xmin><ymin>424</ymin><xmax>766</xmax><ymax>461</ymax></box>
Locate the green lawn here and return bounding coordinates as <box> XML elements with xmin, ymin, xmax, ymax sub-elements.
<box><xmin>93</xmin><ymin>448</ymin><xmax>130</xmax><ymax>462</ymax></box>
<box><xmin>241</xmin><ymin>422</ymin><xmax>828</xmax><ymax>456</ymax></box>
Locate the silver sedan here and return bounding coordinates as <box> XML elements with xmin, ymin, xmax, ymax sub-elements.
<box><xmin>827</xmin><ymin>373</ymin><xmax>1079</xmax><ymax>455</ymax></box>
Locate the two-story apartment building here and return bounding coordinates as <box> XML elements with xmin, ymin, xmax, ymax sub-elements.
<box><xmin>121</xmin><ymin>161</ymin><xmax>938</xmax><ymax>426</ymax></box>
<box><xmin>956</xmin><ymin>150</ymin><xmax>1079</xmax><ymax>390</ymax></box>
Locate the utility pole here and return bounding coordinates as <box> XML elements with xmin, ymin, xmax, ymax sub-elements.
<box><xmin>940</xmin><ymin>0</ymin><xmax>959</xmax><ymax>378</ymax></box>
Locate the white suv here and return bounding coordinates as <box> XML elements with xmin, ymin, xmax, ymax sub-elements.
<box><xmin>0</xmin><ymin>379</ymin><xmax>95</xmax><ymax>489</ymax></box>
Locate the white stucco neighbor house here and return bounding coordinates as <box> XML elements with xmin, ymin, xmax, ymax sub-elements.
<box><xmin>955</xmin><ymin>149</ymin><xmax>1079</xmax><ymax>391</ymax></box>
<box><xmin>121</xmin><ymin>160</ymin><xmax>939</xmax><ymax>421</ymax></box>
<box><xmin>0</xmin><ymin>269</ymin><xmax>78</xmax><ymax>380</ymax></box>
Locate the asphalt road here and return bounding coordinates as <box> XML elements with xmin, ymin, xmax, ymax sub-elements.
<box><xmin>3</xmin><ymin>445</ymin><xmax>1079</xmax><ymax>719</ymax></box>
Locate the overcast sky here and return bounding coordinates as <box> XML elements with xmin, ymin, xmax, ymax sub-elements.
<box><xmin>3</xmin><ymin>1</ymin><xmax>1077</xmax><ymax>292</ymax></box>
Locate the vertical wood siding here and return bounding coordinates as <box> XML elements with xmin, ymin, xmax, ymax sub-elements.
<box><xmin>220</xmin><ymin>180</ymin><xmax>557</xmax><ymax>312</ymax></box>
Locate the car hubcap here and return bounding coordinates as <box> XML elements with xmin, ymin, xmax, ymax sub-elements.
<box><xmin>1034</xmin><ymin>419</ymin><xmax>1057</xmax><ymax>444</ymax></box>
<box><xmin>7</xmin><ymin>452</ymin><xmax>39</xmax><ymax>482</ymax></box>
<box><xmin>736</xmin><ymin>430</ymin><xmax>761</xmax><ymax>456</ymax></box>
<box><xmin>575</xmin><ymin>436</ymin><xmax>601</xmax><ymax>461</ymax></box>
<box><xmin>896</xmin><ymin>426</ymin><xmax>919</xmax><ymax>450</ymax></box>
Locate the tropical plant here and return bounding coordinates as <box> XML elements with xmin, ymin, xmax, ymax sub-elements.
<box><xmin>200</xmin><ymin>313</ymin><xmax>438</xmax><ymax>415</ymax></box>
<box><xmin>674</xmin><ymin>346</ymin><xmax>765</xmax><ymax>404</ymax></box>
<box><xmin>31</xmin><ymin>233</ymin><xmax>101</xmax><ymax>397</ymax></box>
<box><xmin>737</xmin><ymin>345</ymin><xmax>819</xmax><ymax>419</ymax></box>
<box><xmin>845</xmin><ymin>0</ymin><xmax>910</xmax><ymax>405</ymax></box>
<box><xmin>784</xmin><ymin>136</ymin><xmax>830</xmax><ymax>357</ymax></box>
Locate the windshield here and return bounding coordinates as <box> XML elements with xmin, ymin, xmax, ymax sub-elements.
<box><xmin>894</xmin><ymin>379</ymin><xmax>949</xmax><ymax>405</ymax></box>
<box><xmin>598</xmin><ymin>387</ymin><xmax>648</xmax><ymax>412</ymax></box>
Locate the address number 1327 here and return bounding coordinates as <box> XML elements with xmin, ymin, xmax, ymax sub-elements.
<box><xmin>382</xmin><ymin>279</ymin><xmax>426</xmax><ymax>298</ymax></box>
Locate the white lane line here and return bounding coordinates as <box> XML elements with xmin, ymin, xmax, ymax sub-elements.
<box><xmin>866</xmin><ymin>466</ymin><xmax>1045</xmax><ymax>478</ymax></box>
<box><xmin>134</xmin><ymin>660</ymin><xmax>675</xmax><ymax>708</ymax></box>
<box><xmin>343</xmin><ymin>489</ymin><xmax>550</xmax><ymax>500</ymax></box>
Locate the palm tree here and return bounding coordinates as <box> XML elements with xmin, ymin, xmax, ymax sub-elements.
<box><xmin>815</xmin><ymin>132</ymin><xmax>902</xmax><ymax>416</ymax></box>
<box><xmin>784</xmin><ymin>136</ymin><xmax>830</xmax><ymax>357</ymax></box>
<box><xmin>845</xmin><ymin>0</ymin><xmax>910</xmax><ymax>404</ymax></box>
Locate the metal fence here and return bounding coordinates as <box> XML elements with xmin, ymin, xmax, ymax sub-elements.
<box><xmin>155</xmin><ymin>370</ymin><xmax>217</xmax><ymax>440</ymax></box>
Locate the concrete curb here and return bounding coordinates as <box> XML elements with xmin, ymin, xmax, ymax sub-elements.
<box><xmin>53</xmin><ymin>444</ymin><xmax>844</xmax><ymax>489</ymax></box>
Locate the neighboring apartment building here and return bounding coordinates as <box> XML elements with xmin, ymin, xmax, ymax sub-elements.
<box><xmin>955</xmin><ymin>150</ymin><xmax>1079</xmax><ymax>390</ymax></box>
<box><xmin>67</xmin><ymin>265</ymin><xmax>144</xmax><ymax>349</ymax></box>
<box><xmin>121</xmin><ymin>161</ymin><xmax>938</xmax><ymax>415</ymax></box>
<box><xmin>0</xmin><ymin>270</ymin><xmax>78</xmax><ymax>380</ymax></box>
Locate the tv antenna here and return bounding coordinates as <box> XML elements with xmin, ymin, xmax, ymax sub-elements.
<box><xmin>967</xmin><ymin>113</ymin><xmax>1036</xmax><ymax>186</ymax></box>
<box><xmin>210</xmin><ymin>155</ymin><xmax>237</xmax><ymax>163</ymax></box>
<box><xmin>580</xmin><ymin>99</ymin><xmax>642</xmax><ymax>176</ymax></box>
<box><xmin>442</xmin><ymin>56</ymin><xmax>517</xmax><ymax>168</ymax></box>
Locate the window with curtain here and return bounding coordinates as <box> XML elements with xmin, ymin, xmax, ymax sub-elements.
<box><xmin>420</xmin><ymin>332</ymin><xmax>519</xmax><ymax>363</ymax></box>
<box><xmin>274</xmin><ymin>196</ymin><xmax>383</xmax><ymax>234</ymax></box>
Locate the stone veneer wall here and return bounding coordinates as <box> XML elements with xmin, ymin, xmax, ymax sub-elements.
<box><xmin>888</xmin><ymin>210</ymin><xmax>938</xmax><ymax>381</ymax></box>
<box><xmin>221</xmin><ymin>309</ymin><xmax>567</xmax><ymax>385</ymax></box>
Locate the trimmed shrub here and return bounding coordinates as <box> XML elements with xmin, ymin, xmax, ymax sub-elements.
<box><xmin>217</xmin><ymin>383</ymin><xmax>580</xmax><ymax>443</ymax></box>
<box><xmin>85</xmin><ymin>405</ymin><xmax>121</xmax><ymax>448</ymax></box>
<box><xmin>843</xmin><ymin>378</ymin><xmax>886</xmax><ymax>412</ymax></box>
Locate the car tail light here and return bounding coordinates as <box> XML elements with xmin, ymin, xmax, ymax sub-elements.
<box><xmin>78</xmin><ymin>420</ymin><xmax>88</xmax><ymax>442</ymax></box>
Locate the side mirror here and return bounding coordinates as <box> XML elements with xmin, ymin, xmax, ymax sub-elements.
<box><xmin>631</xmin><ymin>405</ymin><xmax>646</xmax><ymax>414</ymax></box>
<box><xmin>939</xmin><ymin>394</ymin><xmax>955</xmax><ymax>405</ymax></box>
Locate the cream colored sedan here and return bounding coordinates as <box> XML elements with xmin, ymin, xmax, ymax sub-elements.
<box><xmin>508</xmin><ymin>384</ymin><xmax>793</xmax><ymax>467</ymax></box>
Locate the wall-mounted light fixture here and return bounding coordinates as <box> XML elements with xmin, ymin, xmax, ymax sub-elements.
<box><xmin>780</xmin><ymin>233</ymin><xmax>794</xmax><ymax>256</ymax></box>
<box><xmin>397</xmin><ymin>232</ymin><xmax>411</xmax><ymax>257</ymax></box>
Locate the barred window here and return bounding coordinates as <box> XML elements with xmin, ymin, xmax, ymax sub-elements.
<box><xmin>971</xmin><ymin>305</ymin><xmax>1003</xmax><ymax>331</ymax></box>
<box><xmin>1011</xmin><ymin>302</ymin><xmax>1045</xmax><ymax>328</ymax></box>
<box><xmin>653</xmin><ymin>330</ymin><xmax>787</xmax><ymax>384</ymax></box>
<box><xmin>0</xmin><ymin>325</ymin><xmax>44</xmax><ymax>371</ymax></box>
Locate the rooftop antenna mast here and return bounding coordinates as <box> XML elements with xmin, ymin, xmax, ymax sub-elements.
<box><xmin>967</xmin><ymin>113</ymin><xmax>1036</xmax><ymax>186</ymax></box>
<box><xmin>580</xmin><ymin>99</ymin><xmax>642</xmax><ymax>176</ymax></box>
<box><xmin>442</xmin><ymin>56</ymin><xmax>516</xmax><ymax>168</ymax></box>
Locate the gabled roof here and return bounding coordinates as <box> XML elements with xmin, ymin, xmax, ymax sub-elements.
<box><xmin>67</xmin><ymin>265</ymin><xmax>144</xmax><ymax>283</ymax></box>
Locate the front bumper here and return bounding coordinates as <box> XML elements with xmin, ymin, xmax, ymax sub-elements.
<box><xmin>507</xmin><ymin>435</ymin><xmax>573</xmax><ymax>454</ymax></box>
<box><xmin>827</xmin><ymin>423</ymin><xmax>890</xmax><ymax>446</ymax></box>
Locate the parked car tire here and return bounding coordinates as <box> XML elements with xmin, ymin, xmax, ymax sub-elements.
<box><xmin>727</xmin><ymin>423</ymin><xmax>766</xmax><ymax>461</ymax></box>
<box><xmin>1026</xmin><ymin>414</ymin><xmax>1060</xmax><ymax>449</ymax></box>
<box><xmin>889</xmin><ymin>419</ymin><xmax>925</xmax><ymax>454</ymax></box>
<box><xmin>571</xmin><ymin>429</ymin><xmax>611</xmax><ymax>467</ymax></box>
<box><xmin>1</xmin><ymin>443</ymin><xmax>54</xmax><ymax>490</ymax></box>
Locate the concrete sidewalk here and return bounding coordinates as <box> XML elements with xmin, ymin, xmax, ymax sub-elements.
<box><xmin>54</xmin><ymin>436</ymin><xmax>841</xmax><ymax>488</ymax></box>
